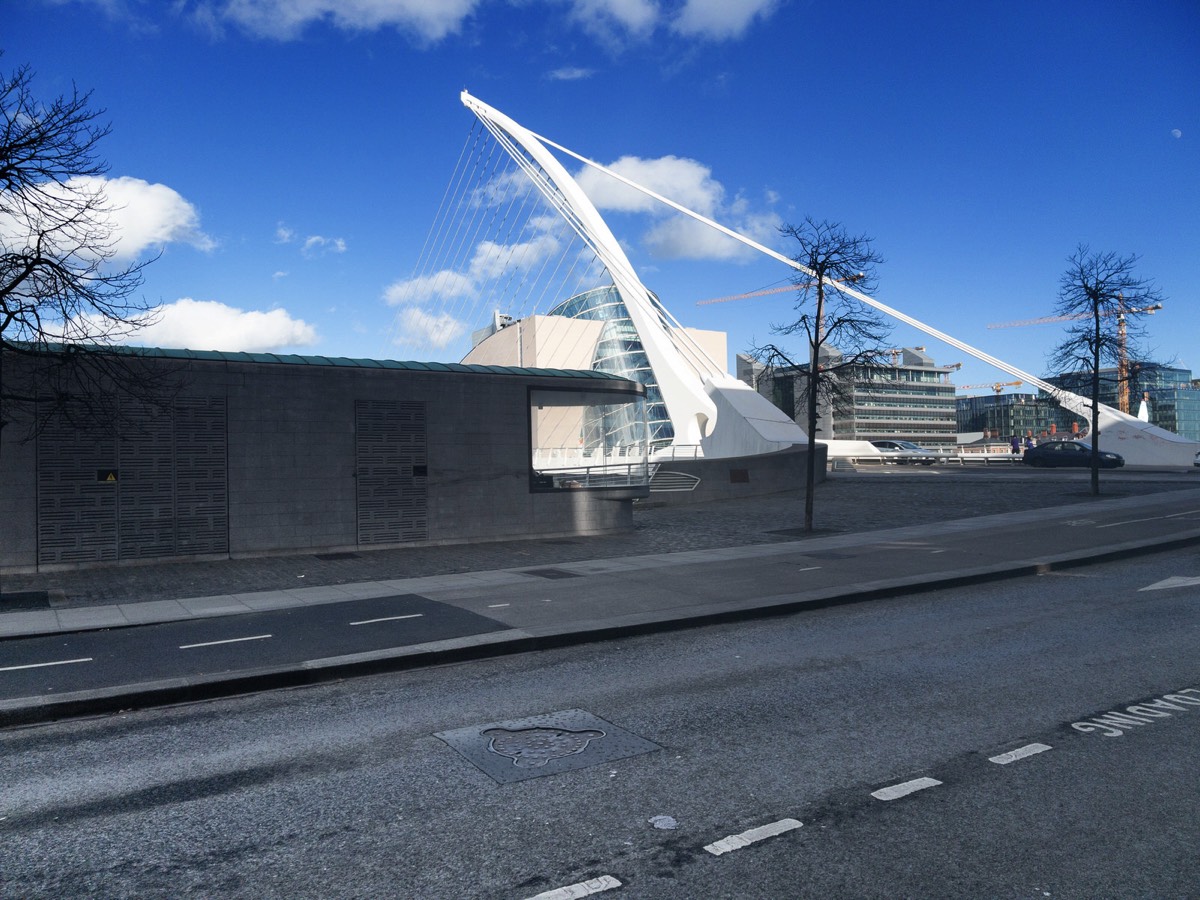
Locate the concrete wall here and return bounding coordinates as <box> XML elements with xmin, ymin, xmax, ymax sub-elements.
<box><xmin>646</xmin><ymin>445</ymin><xmax>819</xmax><ymax>505</ymax></box>
<box><xmin>0</xmin><ymin>354</ymin><xmax>645</xmax><ymax>573</ymax></box>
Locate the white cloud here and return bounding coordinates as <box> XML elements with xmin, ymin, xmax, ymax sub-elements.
<box><xmin>670</xmin><ymin>0</ymin><xmax>780</xmax><ymax>40</ymax></box>
<box><xmin>547</xmin><ymin>66</ymin><xmax>595</xmax><ymax>81</ymax></box>
<box><xmin>564</xmin><ymin>0</ymin><xmax>660</xmax><ymax>43</ymax></box>
<box><xmin>576</xmin><ymin>155</ymin><xmax>724</xmax><ymax>215</ymax></box>
<box><xmin>574</xmin><ymin>153</ymin><xmax>780</xmax><ymax>261</ymax></box>
<box><xmin>643</xmin><ymin>207</ymin><xmax>781</xmax><ymax>261</ymax></box>
<box><xmin>384</xmin><ymin>233</ymin><xmax>560</xmax><ymax>305</ymax></box>
<box><xmin>202</xmin><ymin>0</ymin><xmax>482</xmax><ymax>41</ymax></box>
<box><xmin>302</xmin><ymin>234</ymin><xmax>347</xmax><ymax>256</ymax></box>
<box><xmin>391</xmin><ymin>306</ymin><xmax>468</xmax><ymax>349</ymax></box>
<box><xmin>275</xmin><ymin>223</ymin><xmax>345</xmax><ymax>255</ymax></box>
<box><xmin>82</xmin><ymin>175</ymin><xmax>215</xmax><ymax>259</ymax></box>
<box><xmin>128</xmin><ymin>298</ymin><xmax>318</xmax><ymax>351</ymax></box>
<box><xmin>0</xmin><ymin>175</ymin><xmax>212</xmax><ymax>263</ymax></box>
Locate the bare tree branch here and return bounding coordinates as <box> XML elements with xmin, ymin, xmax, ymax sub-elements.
<box><xmin>1</xmin><ymin>57</ymin><xmax>171</xmax><ymax>440</ymax></box>
<box><xmin>1047</xmin><ymin>244</ymin><xmax>1164</xmax><ymax>495</ymax></box>
<box><xmin>749</xmin><ymin>217</ymin><xmax>891</xmax><ymax>532</ymax></box>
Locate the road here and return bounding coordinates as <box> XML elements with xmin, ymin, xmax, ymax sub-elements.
<box><xmin>1</xmin><ymin>549</ymin><xmax>1197</xmax><ymax>898</ymax></box>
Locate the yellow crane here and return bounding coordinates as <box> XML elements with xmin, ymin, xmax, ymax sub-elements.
<box><xmin>695</xmin><ymin>273</ymin><xmax>866</xmax><ymax>306</ymax></box>
<box><xmin>988</xmin><ymin>301</ymin><xmax>1162</xmax><ymax>413</ymax></box>
<box><xmin>958</xmin><ymin>381</ymin><xmax>1024</xmax><ymax>394</ymax></box>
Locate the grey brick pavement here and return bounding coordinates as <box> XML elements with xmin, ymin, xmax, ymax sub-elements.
<box><xmin>3</xmin><ymin>470</ymin><xmax>1196</xmax><ymax>610</ymax></box>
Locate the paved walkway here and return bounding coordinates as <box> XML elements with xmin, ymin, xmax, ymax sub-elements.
<box><xmin>3</xmin><ymin>469</ymin><xmax>1198</xmax><ymax>634</ymax></box>
<box><xmin>2</xmin><ymin>470</ymin><xmax>1199</xmax><ymax>726</ymax></box>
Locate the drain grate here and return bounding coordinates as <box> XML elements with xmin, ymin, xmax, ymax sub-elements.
<box><xmin>521</xmin><ymin>567</ymin><xmax>583</xmax><ymax>580</ymax></box>
<box><xmin>313</xmin><ymin>552</ymin><xmax>362</xmax><ymax>561</ymax></box>
<box><xmin>436</xmin><ymin>708</ymin><xmax>661</xmax><ymax>783</ymax></box>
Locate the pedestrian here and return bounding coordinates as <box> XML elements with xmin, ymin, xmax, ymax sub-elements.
<box><xmin>1010</xmin><ymin>434</ymin><xmax>1021</xmax><ymax>454</ymax></box>
<box><xmin>1025</xmin><ymin>435</ymin><xmax>1035</xmax><ymax>450</ymax></box>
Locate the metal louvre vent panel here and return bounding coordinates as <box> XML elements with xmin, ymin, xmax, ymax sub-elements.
<box><xmin>356</xmin><ymin>400</ymin><xmax>428</xmax><ymax>544</ymax></box>
<box><xmin>117</xmin><ymin>401</ymin><xmax>176</xmax><ymax>558</ymax></box>
<box><xmin>36</xmin><ymin>397</ymin><xmax>229</xmax><ymax>565</ymax></box>
<box><xmin>37</xmin><ymin>411</ymin><xmax>118</xmax><ymax>565</ymax></box>
<box><xmin>174</xmin><ymin>397</ymin><xmax>229</xmax><ymax>555</ymax></box>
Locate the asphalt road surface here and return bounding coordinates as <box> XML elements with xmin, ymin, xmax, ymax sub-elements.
<box><xmin>2</xmin><ymin>549</ymin><xmax>1197</xmax><ymax>899</ymax></box>
<box><xmin>0</xmin><ymin>595</ymin><xmax>506</xmax><ymax>699</ymax></box>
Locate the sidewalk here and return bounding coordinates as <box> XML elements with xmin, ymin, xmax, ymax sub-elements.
<box><xmin>3</xmin><ymin>471</ymin><xmax>1200</xmax><ymax>726</ymax></box>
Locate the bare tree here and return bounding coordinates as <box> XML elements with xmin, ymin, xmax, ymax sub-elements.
<box><xmin>1047</xmin><ymin>245</ymin><xmax>1163</xmax><ymax>495</ymax></box>
<box><xmin>751</xmin><ymin>218</ymin><xmax>891</xmax><ymax>532</ymax></box>
<box><xmin>1</xmin><ymin>59</ymin><xmax>170</xmax><ymax>440</ymax></box>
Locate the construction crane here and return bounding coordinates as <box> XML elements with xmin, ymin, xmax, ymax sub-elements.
<box><xmin>695</xmin><ymin>285</ymin><xmax>796</xmax><ymax>306</ymax></box>
<box><xmin>695</xmin><ymin>273</ymin><xmax>865</xmax><ymax>306</ymax></box>
<box><xmin>988</xmin><ymin>301</ymin><xmax>1163</xmax><ymax>413</ymax></box>
<box><xmin>958</xmin><ymin>381</ymin><xmax>1024</xmax><ymax>394</ymax></box>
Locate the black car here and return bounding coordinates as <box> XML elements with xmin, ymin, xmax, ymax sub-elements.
<box><xmin>1022</xmin><ymin>440</ymin><xmax>1124</xmax><ymax>468</ymax></box>
<box><xmin>869</xmin><ymin>439</ymin><xmax>945</xmax><ymax>465</ymax></box>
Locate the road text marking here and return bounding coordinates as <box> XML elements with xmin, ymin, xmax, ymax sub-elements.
<box><xmin>349</xmin><ymin>614</ymin><xmax>424</xmax><ymax>626</ymax></box>
<box><xmin>0</xmin><ymin>657</ymin><xmax>93</xmax><ymax>672</ymax></box>
<box><xmin>872</xmin><ymin>777</ymin><xmax>942</xmax><ymax>801</ymax></box>
<box><xmin>179</xmin><ymin>634</ymin><xmax>272</xmax><ymax>650</ymax></box>
<box><xmin>704</xmin><ymin>818</ymin><xmax>803</xmax><ymax>856</ymax></box>
<box><xmin>1072</xmin><ymin>687</ymin><xmax>1200</xmax><ymax>737</ymax></box>
<box><xmin>989</xmin><ymin>743</ymin><xmax>1052</xmax><ymax>765</ymax></box>
<box><xmin>524</xmin><ymin>875</ymin><xmax>622</xmax><ymax>900</ymax></box>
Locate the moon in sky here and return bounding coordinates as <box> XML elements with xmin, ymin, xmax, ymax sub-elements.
<box><xmin>1171</xmin><ymin>129</ymin><xmax>1182</xmax><ymax>138</ymax></box>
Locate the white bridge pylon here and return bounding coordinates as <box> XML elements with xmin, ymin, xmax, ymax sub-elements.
<box><xmin>461</xmin><ymin>92</ymin><xmax>1198</xmax><ymax>466</ymax></box>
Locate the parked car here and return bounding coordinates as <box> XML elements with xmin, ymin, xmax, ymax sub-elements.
<box><xmin>869</xmin><ymin>439</ymin><xmax>945</xmax><ymax>465</ymax></box>
<box><xmin>1022</xmin><ymin>440</ymin><xmax>1124</xmax><ymax>468</ymax></box>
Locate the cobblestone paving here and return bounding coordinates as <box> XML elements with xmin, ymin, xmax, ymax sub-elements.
<box><xmin>3</xmin><ymin>470</ymin><xmax>1196</xmax><ymax>609</ymax></box>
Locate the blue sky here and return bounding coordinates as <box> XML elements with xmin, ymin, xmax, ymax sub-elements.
<box><xmin>8</xmin><ymin>0</ymin><xmax>1198</xmax><ymax>391</ymax></box>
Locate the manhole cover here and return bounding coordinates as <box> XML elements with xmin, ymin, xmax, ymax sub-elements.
<box><xmin>436</xmin><ymin>708</ymin><xmax>660</xmax><ymax>783</ymax></box>
<box><xmin>522</xmin><ymin>568</ymin><xmax>583</xmax><ymax>580</ymax></box>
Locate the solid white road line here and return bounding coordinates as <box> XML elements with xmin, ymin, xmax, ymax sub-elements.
<box><xmin>348</xmin><ymin>613</ymin><xmax>424</xmax><ymax>626</ymax></box>
<box><xmin>179</xmin><ymin>634</ymin><xmax>272</xmax><ymax>650</ymax></box>
<box><xmin>0</xmin><ymin>657</ymin><xmax>93</xmax><ymax>672</ymax></box>
<box><xmin>704</xmin><ymin>818</ymin><xmax>803</xmax><ymax>856</ymax></box>
<box><xmin>871</xmin><ymin>777</ymin><xmax>942</xmax><ymax>801</ymax></box>
<box><xmin>1095</xmin><ymin>510</ymin><xmax>1200</xmax><ymax>529</ymax></box>
<box><xmin>989</xmin><ymin>743</ymin><xmax>1052</xmax><ymax>765</ymax></box>
<box><xmin>524</xmin><ymin>875</ymin><xmax>623</xmax><ymax>899</ymax></box>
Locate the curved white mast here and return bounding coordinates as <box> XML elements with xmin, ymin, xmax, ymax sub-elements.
<box><xmin>461</xmin><ymin>90</ymin><xmax>719</xmax><ymax>447</ymax></box>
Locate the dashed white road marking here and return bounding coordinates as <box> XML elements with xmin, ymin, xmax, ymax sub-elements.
<box><xmin>179</xmin><ymin>634</ymin><xmax>272</xmax><ymax>650</ymax></box>
<box><xmin>488</xmin><ymin>603</ymin><xmax>511</xmax><ymax>608</ymax></box>
<box><xmin>524</xmin><ymin>875</ymin><xmax>622</xmax><ymax>899</ymax></box>
<box><xmin>704</xmin><ymin>818</ymin><xmax>803</xmax><ymax>856</ymax></box>
<box><xmin>797</xmin><ymin>566</ymin><xmax>821</xmax><ymax>573</ymax></box>
<box><xmin>349</xmin><ymin>613</ymin><xmax>424</xmax><ymax>626</ymax></box>
<box><xmin>0</xmin><ymin>657</ymin><xmax>93</xmax><ymax>672</ymax></box>
<box><xmin>989</xmin><ymin>743</ymin><xmax>1052</xmax><ymax>765</ymax></box>
<box><xmin>871</xmin><ymin>776</ymin><xmax>942</xmax><ymax>801</ymax></box>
